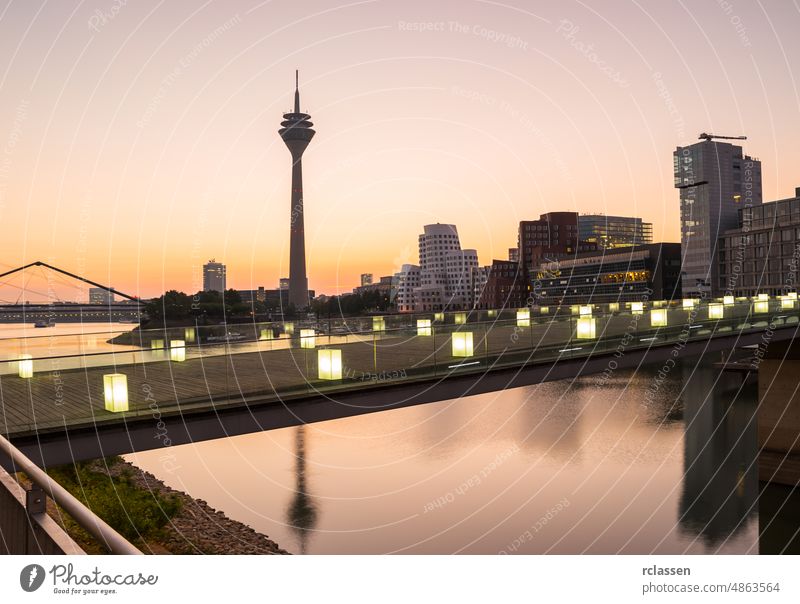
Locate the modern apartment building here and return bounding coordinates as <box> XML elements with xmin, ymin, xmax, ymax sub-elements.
<box><xmin>719</xmin><ymin>187</ymin><xmax>800</xmax><ymax>297</ymax></box>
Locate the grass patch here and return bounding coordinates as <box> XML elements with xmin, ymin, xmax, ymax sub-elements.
<box><xmin>46</xmin><ymin>456</ymin><xmax>181</xmax><ymax>551</ymax></box>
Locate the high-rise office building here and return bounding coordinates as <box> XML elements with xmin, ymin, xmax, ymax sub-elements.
<box><xmin>279</xmin><ymin>278</ymin><xmax>290</xmax><ymax>290</ymax></box>
<box><xmin>203</xmin><ymin>260</ymin><xmax>226</xmax><ymax>293</ymax></box>
<box><xmin>360</xmin><ymin>273</ymin><xmax>373</xmax><ymax>287</ymax></box>
<box><xmin>578</xmin><ymin>214</ymin><xmax>653</xmax><ymax>249</ymax></box>
<box><xmin>674</xmin><ymin>140</ymin><xmax>762</xmax><ymax>297</ymax></box>
<box><xmin>88</xmin><ymin>287</ymin><xmax>114</xmax><ymax>304</ymax></box>
<box><xmin>279</xmin><ymin>71</ymin><xmax>315</xmax><ymax>309</ymax></box>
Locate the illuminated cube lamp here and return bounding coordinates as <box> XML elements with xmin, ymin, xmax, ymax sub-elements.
<box><xmin>184</xmin><ymin>327</ymin><xmax>196</xmax><ymax>343</ymax></box>
<box><xmin>754</xmin><ymin>300</ymin><xmax>769</xmax><ymax>314</ymax></box>
<box><xmin>516</xmin><ymin>308</ymin><xmax>530</xmax><ymax>327</ymax></box>
<box><xmin>682</xmin><ymin>299</ymin><xmax>696</xmax><ymax>309</ymax></box>
<box><xmin>284</xmin><ymin>322</ymin><xmax>294</xmax><ymax>335</ymax></box>
<box><xmin>434</xmin><ymin>312</ymin><xmax>445</xmax><ymax>322</ymax></box>
<box><xmin>18</xmin><ymin>354</ymin><xmax>33</xmax><ymax>379</ymax></box>
<box><xmin>650</xmin><ymin>308</ymin><xmax>667</xmax><ymax>327</ymax></box>
<box><xmin>757</xmin><ymin>293</ymin><xmax>769</xmax><ymax>302</ymax></box>
<box><xmin>300</xmin><ymin>329</ymin><xmax>316</xmax><ymax>349</ymax></box>
<box><xmin>317</xmin><ymin>349</ymin><xmax>342</xmax><ymax>380</ymax></box>
<box><xmin>653</xmin><ymin>300</ymin><xmax>664</xmax><ymax>308</ymax></box>
<box><xmin>631</xmin><ymin>302</ymin><xmax>644</xmax><ymax>315</ymax></box>
<box><xmin>417</xmin><ymin>319</ymin><xmax>432</xmax><ymax>336</ymax></box>
<box><xmin>372</xmin><ymin>316</ymin><xmax>386</xmax><ymax>332</ymax></box>
<box><xmin>451</xmin><ymin>332</ymin><xmax>474</xmax><ymax>357</ymax></box>
<box><xmin>708</xmin><ymin>303</ymin><xmax>724</xmax><ymax>320</ymax></box>
<box><xmin>454</xmin><ymin>312</ymin><xmax>467</xmax><ymax>325</ymax></box>
<box><xmin>259</xmin><ymin>328</ymin><xmax>274</xmax><ymax>341</ymax></box>
<box><xmin>539</xmin><ymin>306</ymin><xmax>549</xmax><ymax>314</ymax></box>
<box><xmin>608</xmin><ymin>302</ymin><xmax>619</xmax><ymax>313</ymax></box>
<box><xmin>579</xmin><ymin>305</ymin><xmax>592</xmax><ymax>316</ymax></box>
<box><xmin>788</xmin><ymin>292</ymin><xmax>798</xmax><ymax>300</ymax></box>
<box><xmin>576</xmin><ymin>317</ymin><xmax>596</xmax><ymax>339</ymax></box>
<box><xmin>781</xmin><ymin>296</ymin><xmax>795</xmax><ymax>310</ymax></box>
<box><xmin>487</xmin><ymin>309</ymin><xmax>497</xmax><ymax>318</ymax></box>
<box><xmin>170</xmin><ymin>340</ymin><xmax>186</xmax><ymax>362</ymax></box>
<box><xmin>723</xmin><ymin>295</ymin><xmax>735</xmax><ymax>306</ymax></box>
<box><xmin>570</xmin><ymin>305</ymin><xmax>580</xmax><ymax>315</ymax></box>
<box><xmin>150</xmin><ymin>338</ymin><xmax>165</xmax><ymax>358</ymax></box>
<box><xmin>103</xmin><ymin>373</ymin><xmax>129</xmax><ymax>413</ymax></box>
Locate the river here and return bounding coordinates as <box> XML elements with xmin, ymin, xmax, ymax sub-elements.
<box><xmin>126</xmin><ymin>356</ymin><xmax>799</xmax><ymax>554</ymax></box>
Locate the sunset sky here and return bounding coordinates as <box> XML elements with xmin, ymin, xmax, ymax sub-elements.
<box><xmin>1</xmin><ymin>0</ymin><xmax>799</xmax><ymax>299</ymax></box>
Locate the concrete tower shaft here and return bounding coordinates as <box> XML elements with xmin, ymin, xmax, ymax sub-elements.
<box><xmin>278</xmin><ymin>71</ymin><xmax>315</xmax><ymax>309</ymax></box>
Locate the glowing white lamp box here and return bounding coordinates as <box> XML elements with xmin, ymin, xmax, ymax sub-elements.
<box><xmin>170</xmin><ymin>340</ymin><xmax>186</xmax><ymax>362</ymax></box>
<box><xmin>708</xmin><ymin>303</ymin><xmax>724</xmax><ymax>320</ymax></box>
<box><xmin>650</xmin><ymin>308</ymin><xmax>667</xmax><ymax>327</ymax></box>
<box><xmin>317</xmin><ymin>349</ymin><xmax>342</xmax><ymax>380</ymax></box>
<box><xmin>781</xmin><ymin>296</ymin><xmax>795</xmax><ymax>310</ymax></box>
<box><xmin>103</xmin><ymin>373</ymin><xmax>129</xmax><ymax>413</ymax></box>
<box><xmin>788</xmin><ymin>292</ymin><xmax>798</xmax><ymax>300</ymax></box>
<box><xmin>487</xmin><ymin>309</ymin><xmax>497</xmax><ymax>318</ymax></box>
<box><xmin>150</xmin><ymin>338</ymin><xmax>165</xmax><ymax>358</ymax></box>
<box><xmin>18</xmin><ymin>354</ymin><xmax>33</xmax><ymax>379</ymax></box>
<box><xmin>454</xmin><ymin>312</ymin><xmax>467</xmax><ymax>325</ymax></box>
<box><xmin>372</xmin><ymin>316</ymin><xmax>386</xmax><ymax>332</ymax></box>
<box><xmin>184</xmin><ymin>327</ymin><xmax>196</xmax><ymax>343</ymax></box>
<box><xmin>723</xmin><ymin>295</ymin><xmax>735</xmax><ymax>306</ymax></box>
<box><xmin>754</xmin><ymin>300</ymin><xmax>769</xmax><ymax>314</ymax></box>
<box><xmin>631</xmin><ymin>302</ymin><xmax>644</xmax><ymax>314</ymax></box>
<box><xmin>516</xmin><ymin>308</ymin><xmax>530</xmax><ymax>327</ymax></box>
<box><xmin>682</xmin><ymin>299</ymin><xmax>696</xmax><ymax>309</ymax></box>
<box><xmin>653</xmin><ymin>300</ymin><xmax>664</xmax><ymax>308</ymax></box>
<box><xmin>570</xmin><ymin>305</ymin><xmax>580</xmax><ymax>315</ymax></box>
<box><xmin>539</xmin><ymin>306</ymin><xmax>549</xmax><ymax>315</ymax></box>
<box><xmin>608</xmin><ymin>302</ymin><xmax>619</xmax><ymax>312</ymax></box>
<box><xmin>259</xmin><ymin>328</ymin><xmax>274</xmax><ymax>341</ymax></box>
<box><xmin>284</xmin><ymin>322</ymin><xmax>294</xmax><ymax>335</ymax></box>
<box><xmin>757</xmin><ymin>293</ymin><xmax>769</xmax><ymax>301</ymax></box>
<box><xmin>300</xmin><ymin>329</ymin><xmax>316</xmax><ymax>349</ymax></box>
<box><xmin>579</xmin><ymin>305</ymin><xmax>592</xmax><ymax>316</ymax></box>
<box><xmin>417</xmin><ymin>319</ymin><xmax>432</xmax><ymax>336</ymax></box>
<box><xmin>576</xmin><ymin>317</ymin><xmax>596</xmax><ymax>339</ymax></box>
<box><xmin>434</xmin><ymin>312</ymin><xmax>445</xmax><ymax>322</ymax></box>
<box><xmin>451</xmin><ymin>332</ymin><xmax>474</xmax><ymax>357</ymax></box>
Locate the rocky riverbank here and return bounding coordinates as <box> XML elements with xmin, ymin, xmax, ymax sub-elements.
<box><xmin>41</xmin><ymin>457</ymin><xmax>289</xmax><ymax>555</ymax></box>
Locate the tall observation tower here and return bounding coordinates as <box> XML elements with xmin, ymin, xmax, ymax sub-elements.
<box><xmin>279</xmin><ymin>70</ymin><xmax>315</xmax><ymax>309</ymax></box>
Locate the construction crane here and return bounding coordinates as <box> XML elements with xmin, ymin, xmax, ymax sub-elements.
<box><xmin>698</xmin><ymin>132</ymin><xmax>747</xmax><ymax>142</ymax></box>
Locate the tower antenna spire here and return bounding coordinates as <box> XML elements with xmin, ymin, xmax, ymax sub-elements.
<box><xmin>294</xmin><ymin>69</ymin><xmax>300</xmax><ymax>113</ymax></box>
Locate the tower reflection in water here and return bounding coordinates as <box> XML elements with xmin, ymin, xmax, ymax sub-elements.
<box><xmin>678</xmin><ymin>362</ymin><xmax>758</xmax><ymax>547</ymax></box>
<box><xmin>286</xmin><ymin>425</ymin><xmax>317</xmax><ymax>554</ymax></box>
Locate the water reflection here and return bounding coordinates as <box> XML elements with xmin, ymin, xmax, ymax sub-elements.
<box><xmin>678</xmin><ymin>364</ymin><xmax>758</xmax><ymax>547</ymax></box>
<box><xmin>127</xmin><ymin>357</ymin><xmax>796</xmax><ymax>554</ymax></box>
<box><xmin>286</xmin><ymin>426</ymin><xmax>317</xmax><ymax>554</ymax></box>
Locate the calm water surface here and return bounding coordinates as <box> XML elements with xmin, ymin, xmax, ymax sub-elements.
<box><xmin>128</xmin><ymin>358</ymin><xmax>774</xmax><ymax>554</ymax></box>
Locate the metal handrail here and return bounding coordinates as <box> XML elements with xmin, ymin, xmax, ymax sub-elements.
<box><xmin>0</xmin><ymin>433</ymin><xmax>142</xmax><ymax>555</ymax></box>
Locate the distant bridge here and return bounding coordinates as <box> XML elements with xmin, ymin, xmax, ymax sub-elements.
<box><xmin>0</xmin><ymin>298</ymin><xmax>797</xmax><ymax>469</ymax></box>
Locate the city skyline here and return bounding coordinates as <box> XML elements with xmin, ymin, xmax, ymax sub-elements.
<box><xmin>1</xmin><ymin>2</ymin><xmax>800</xmax><ymax>299</ymax></box>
